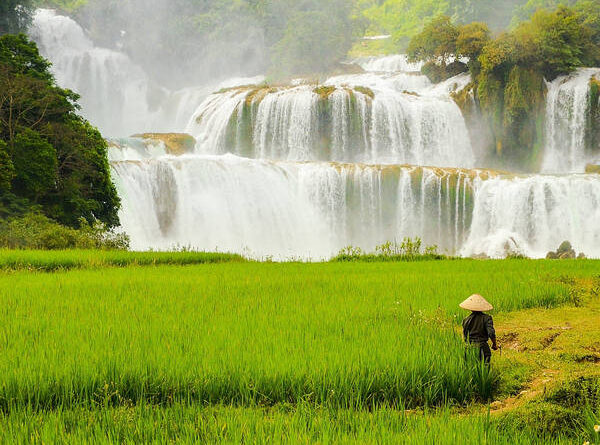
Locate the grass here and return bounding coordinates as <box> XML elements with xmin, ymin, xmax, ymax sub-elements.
<box><xmin>0</xmin><ymin>249</ymin><xmax>245</xmax><ymax>271</ymax></box>
<box><xmin>0</xmin><ymin>404</ymin><xmax>587</xmax><ymax>444</ymax></box>
<box><xmin>0</xmin><ymin>255</ymin><xmax>598</xmax><ymax>442</ymax></box>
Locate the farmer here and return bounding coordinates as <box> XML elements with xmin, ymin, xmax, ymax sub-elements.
<box><xmin>460</xmin><ymin>294</ymin><xmax>498</xmax><ymax>365</ymax></box>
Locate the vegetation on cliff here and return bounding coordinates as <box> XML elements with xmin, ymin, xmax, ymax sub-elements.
<box><xmin>407</xmin><ymin>3</ymin><xmax>600</xmax><ymax>169</ymax></box>
<box><xmin>0</xmin><ymin>34</ymin><xmax>121</xmax><ymax>242</ymax></box>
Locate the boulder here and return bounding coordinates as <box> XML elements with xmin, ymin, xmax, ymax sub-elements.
<box><xmin>547</xmin><ymin>241</ymin><xmax>580</xmax><ymax>259</ymax></box>
<box><xmin>557</xmin><ymin>241</ymin><xmax>573</xmax><ymax>255</ymax></box>
<box><xmin>559</xmin><ymin>250</ymin><xmax>576</xmax><ymax>259</ymax></box>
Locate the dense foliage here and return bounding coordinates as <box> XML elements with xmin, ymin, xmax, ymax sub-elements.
<box><xmin>0</xmin><ymin>212</ymin><xmax>128</xmax><ymax>250</ymax></box>
<box><xmin>408</xmin><ymin>4</ymin><xmax>600</xmax><ymax>169</ymax></box>
<box><xmin>355</xmin><ymin>0</ymin><xmax>525</xmax><ymax>55</ymax></box>
<box><xmin>0</xmin><ymin>0</ymin><xmax>33</xmax><ymax>35</ymax></box>
<box><xmin>0</xmin><ymin>34</ymin><xmax>120</xmax><ymax>227</ymax></box>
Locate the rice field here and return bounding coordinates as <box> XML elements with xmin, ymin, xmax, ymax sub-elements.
<box><xmin>0</xmin><ymin>253</ymin><xmax>598</xmax><ymax>443</ymax></box>
<box><xmin>0</xmin><ymin>249</ymin><xmax>244</xmax><ymax>271</ymax></box>
<box><xmin>1</xmin><ymin>404</ymin><xmax>589</xmax><ymax>444</ymax></box>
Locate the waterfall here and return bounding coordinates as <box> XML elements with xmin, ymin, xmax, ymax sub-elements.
<box><xmin>111</xmin><ymin>139</ymin><xmax>600</xmax><ymax>259</ymax></box>
<box><xmin>28</xmin><ymin>9</ymin><xmax>264</xmax><ymax>136</ymax></box>
<box><xmin>110</xmin><ymin>140</ymin><xmax>485</xmax><ymax>257</ymax></box>
<box><xmin>356</xmin><ymin>55</ymin><xmax>424</xmax><ymax>73</ymax></box>
<box><xmin>28</xmin><ymin>7</ymin><xmax>600</xmax><ymax>259</ymax></box>
<box><xmin>29</xmin><ymin>9</ymin><xmax>160</xmax><ymax>136</ymax></box>
<box><xmin>187</xmin><ymin>81</ymin><xmax>476</xmax><ymax>167</ymax></box>
<box><xmin>463</xmin><ymin>174</ymin><xmax>600</xmax><ymax>258</ymax></box>
<box><xmin>542</xmin><ymin>68</ymin><xmax>600</xmax><ymax>173</ymax></box>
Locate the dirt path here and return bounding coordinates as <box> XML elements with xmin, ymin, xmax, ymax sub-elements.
<box><xmin>490</xmin><ymin>369</ymin><xmax>559</xmax><ymax>414</ymax></box>
<box><xmin>483</xmin><ymin>277</ymin><xmax>600</xmax><ymax>415</ymax></box>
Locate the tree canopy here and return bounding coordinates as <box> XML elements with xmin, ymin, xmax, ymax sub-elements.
<box><xmin>0</xmin><ymin>34</ymin><xmax>120</xmax><ymax>227</ymax></box>
<box><xmin>0</xmin><ymin>0</ymin><xmax>33</xmax><ymax>35</ymax></box>
<box><xmin>406</xmin><ymin>3</ymin><xmax>600</xmax><ymax>169</ymax></box>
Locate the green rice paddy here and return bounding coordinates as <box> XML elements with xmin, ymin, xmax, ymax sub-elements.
<box><xmin>0</xmin><ymin>251</ymin><xmax>598</xmax><ymax>443</ymax></box>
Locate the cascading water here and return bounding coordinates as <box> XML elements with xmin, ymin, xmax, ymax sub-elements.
<box><xmin>542</xmin><ymin>68</ymin><xmax>600</xmax><ymax>173</ymax></box>
<box><xmin>28</xmin><ymin>9</ymin><xmax>264</xmax><ymax>136</ymax></box>
<box><xmin>356</xmin><ymin>55</ymin><xmax>424</xmax><ymax>73</ymax></box>
<box><xmin>110</xmin><ymin>137</ymin><xmax>600</xmax><ymax>259</ymax></box>
<box><xmin>187</xmin><ymin>79</ymin><xmax>476</xmax><ymax>167</ymax></box>
<box><xmin>463</xmin><ymin>174</ymin><xmax>600</xmax><ymax>258</ymax></box>
<box><xmin>110</xmin><ymin>139</ymin><xmax>486</xmax><ymax>257</ymax></box>
<box><xmin>27</xmin><ymin>6</ymin><xmax>600</xmax><ymax>259</ymax></box>
<box><xmin>30</xmin><ymin>9</ymin><xmax>161</xmax><ymax>136</ymax></box>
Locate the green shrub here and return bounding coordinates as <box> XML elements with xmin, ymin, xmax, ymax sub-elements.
<box><xmin>0</xmin><ymin>212</ymin><xmax>129</xmax><ymax>250</ymax></box>
<box><xmin>332</xmin><ymin>238</ymin><xmax>446</xmax><ymax>262</ymax></box>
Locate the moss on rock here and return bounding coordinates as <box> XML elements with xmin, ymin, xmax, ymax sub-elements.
<box><xmin>585</xmin><ymin>164</ymin><xmax>600</xmax><ymax>174</ymax></box>
<box><xmin>354</xmin><ymin>86</ymin><xmax>375</xmax><ymax>99</ymax></box>
<box><xmin>313</xmin><ymin>85</ymin><xmax>336</xmax><ymax>100</ymax></box>
<box><xmin>132</xmin><ymin>133</ymin><xmax>196</xmax><ymax>155</ymax></box>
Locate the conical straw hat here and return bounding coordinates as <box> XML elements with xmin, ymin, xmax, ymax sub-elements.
<box><xmin>459</xmin><ymin>294</ymin><xmax>493</xmax><ymax>311</ymax></box>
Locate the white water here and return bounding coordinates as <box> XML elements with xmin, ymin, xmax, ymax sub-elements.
<box><xmin>110</xmin><ymin>139</ymin><xmax>600</xmax><ymax>259</ymax></box>
<box><xmin>29</xmin><ymin>9</ymin><xmax>264</xmax><ymax>136</ymax></box>
<box><xmin>187</xmin><ymin>77</ymin><xmax>476</xmax><ymax>167</ymax></box>
<box><xmin>542</xmin><ymin>68</ymin><xmax>600</xmax><ymax>173</ymax></box>
<box><xmin>110</xmin><ymin>144</ymin><xmax>484</xmax><ymax>257</ymax></box>
<box><xmin>356</xmin><ymin>55</ymin><xmax>423</xmax><ymax>73</ymax></box>
<box><xmin>27</xmin><ymin>8</ymin><xmax>600</xmax><ymax>259</ymax></box>
<box><xmin>463</xmin><ymin>174</ymin><xmax>600</xmax><ymax>258</ymax></box>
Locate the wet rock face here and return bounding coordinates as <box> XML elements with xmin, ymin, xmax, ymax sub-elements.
<box><xmin>132</xmin><ymin>133</ymin><xmax>196</xmax><ymax>155</ymax></box>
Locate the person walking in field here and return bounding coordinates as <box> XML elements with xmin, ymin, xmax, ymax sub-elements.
<box><xmin>460</xmin><ymin>294</ymin><xmax>498</xmax><ymax>365</ymax></box>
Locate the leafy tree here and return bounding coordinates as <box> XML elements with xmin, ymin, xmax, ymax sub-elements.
<box><xmin>0</xmin><ymin>0</ymin><xmax>33</xmax><ymax>35</ymax></box>
<box><xmin>456</xmin><ymin>22</ymin><xmax>490</xmax><ymax>76</ymax></box>
<box><xmin>0</xmin><ymin>140</ymin><xmax>14</xmax><ymax>192</ymax></box>
<box><xmin>574</xmin><ymin>0</ymin><xmax>600</xmax><ymax>46</ymax></box>
<box><xmin>11</xmin><ymin>128</ymin><xmax>57</xmax><ymax>201</ymax></box>
<box><xmin>270</xmin><ymin>3</ymin><xmax>355</xmax><ymax>77</ymax></box>
<box><xmin>513</xmin><ymin>6</ymin><xmax>599</xmax><ymax>80</ymax></box>
<box><xmin>407</xmin><ymin>15</ymin><xmax>458</xmax><ymax>63</ymax></box>
<box><xmin>356</xmin><ymin>0</ymin><xmax>450</xmax><ymax>52</ymax></box>
<box><xmin>451</xmin><ymin>0</ymin><xmax>523</xmax><ymax>31</ymax></box>
<box><xmin>0</xmin><ymin>34</ymin><xmax>120</xmax><ymax>227</ymax></box>
<box><xmin>407</xmin><ymin>15</ymin><xmax>468</xmax><ymax>82</ymax></box>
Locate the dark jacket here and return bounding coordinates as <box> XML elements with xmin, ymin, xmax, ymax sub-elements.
<box><xmin>462</xmin><ymin>311</ymin><xmax>496</xmax><ymax>344</ymax></box>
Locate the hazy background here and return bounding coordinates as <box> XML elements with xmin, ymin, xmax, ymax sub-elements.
<box><xmin>5</xmin><ymin>0</ymin><xmax>578</xmax><ymax>89</ymax></box>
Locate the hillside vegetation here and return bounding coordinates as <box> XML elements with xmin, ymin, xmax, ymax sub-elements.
<box><xmin>407</xmin><ymin>3</ymin><xmax>600</xmax><ymax>169</ymax></box>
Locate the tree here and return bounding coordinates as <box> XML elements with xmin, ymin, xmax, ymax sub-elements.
<box><xmin>11</xmin><ymin>128</ymin><xmax>57</xmax><ymax>201</ymax></box>
<box><xmin>407</xmin><ymin>15</ymin><xmax>458</xmax><ymax>63</ymax></box>
<box><xmin>0</xmin><ymin>1</ymin><xmax>33</xmax><ymax>35</ymax></box>
<box><xmin>0</xmin><ymin>140</ymin><xmax>14</xmax><ymax>193</ymax></box>
<box><xmin>514</xmin><ymin>6</ymin><xmax>599</xmax><ymax>80</ymax></box>
<box><xmin>574</xmin><ymin>0</ymin><xmax>600</xmax><ymax>46</ymax></box>
<box><xmin>270</xmin><ymin>5</ymin><xmax>355</xmax><ymax>77</ymax></box>
<box><xmin>456</xmin><ymin>22</ymin><xmax>490</xmax><ymax>77</ymax></box>
<box><xmin>0</xmin><ymin>34</ymin><xmax>120</xmax><ymax>227</ymax></box>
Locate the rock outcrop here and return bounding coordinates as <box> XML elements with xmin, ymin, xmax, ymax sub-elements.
<box><xmin>546</xmin><ymin>241</ymin><xmax>584</xmax><ymax>259</ymax></box>
<box><xmin>131</xmin><ymin>133</ymin><xmax>196</xmax><ymax>155</ymax></box>
<box><xmin>585</xmin><ymin>164</ymin><xmax>600</xmax><ymax>174</ymax></box>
